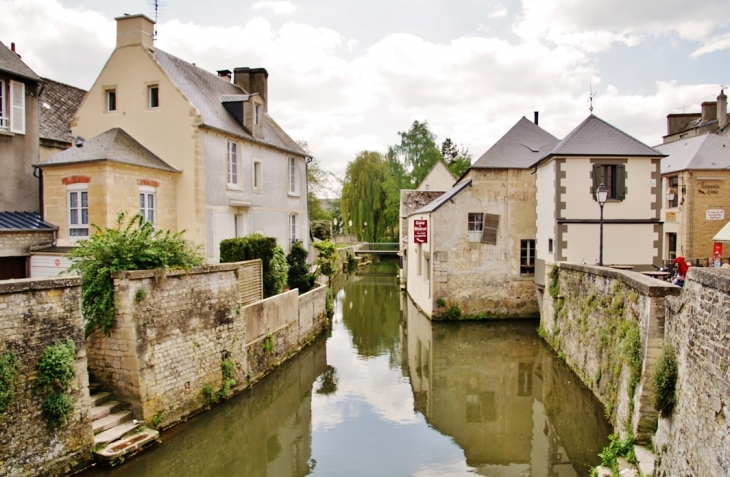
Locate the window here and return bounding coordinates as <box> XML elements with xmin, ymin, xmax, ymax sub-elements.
<box><xmin>0</xmin><ymin>80</ymin><xmax>6</xmax><ymax>129</ymax></box>
<box><xmin>9</xmin><ymin>80</ymin><xmax>24</xmax><ymax>134</ymax></box>
<box><xmin>140</xmin><ymin>189</ymin><xmax>155</xmax><ymax>224</ymax></box>
<box><xmin>227</xmin><ymin>141</ymin><xmax>239</xmax><ymax>186</ymax></box>
<box><xmin>548</xmin><ymin>239</ymin><xmax>554</xmax><ymax>253</ymax></box>
<box><xmin>288</xmin><ymin>157</ymin><xmax>297</xmax><ymax>194</ymax></box>
<box><xmin>417</xmin><ymin>244</ymin><xmax>422</xmax><ymax>276</ymax></box>
<box><xmin>468</xmin><ymin>213</ymin><xmax>483</xmax><ymax>242</ymax></box>
<box><xmin>254</xmin><ymin>104</ymin><xmax>261</xmax><ymax>126</ymax></box>
<box><xmin>289</xmin><ymin>214</ymin><xmax>297</xmax><ymax>243</ymax></box>
<box><xmin>424</xmin><ymin>254</ymin><xmax>430</xmax><ymax>281</ymax></box>
<box><xmin>106</xmin><ymin>89</ymin><xmax>116</xmax><ymax>112</ymax></box>
<box><xmin>667</xmin><ymin>176</ymin><xmax>679</xmax><ymax>208</ymax></box>
<box><xmin>253</xmin><ymin>160</ymin><xmax>262</xmax><ymax>192</ymax></box>
<box><xmin>592</xmin><ymin>163</ymin><xmax>626</xmax><ymax>200</ymax></box>
<box><xmin>148</xmin><ymin>85</ymin><xmax>159</xmax><ymax>109</ymax></box>
<box><xmin>520</xmin><ymin>239</ymin><xmax>535</xmax><ymax>275</ymax></box>
<box><xmin>68</xmin><ymin>185</ymin><xmax>89</xmax><ymax>239</ymax></box>
<box><xmin>667</xmin><ymin>233</ymin><xmax>677</xmax><ymax>260</ymax></box>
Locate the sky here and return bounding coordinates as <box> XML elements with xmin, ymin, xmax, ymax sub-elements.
<box><xmin>1</xmin><ymin>0</ymin><xmax>729</xmax><ymax>189</ymax></box>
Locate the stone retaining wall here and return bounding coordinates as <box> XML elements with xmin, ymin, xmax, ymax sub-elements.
<box><xmin>654</xmin><ymin>267</ymin><xmax>730</xmax><ymax>476</ymax></box>
<box><xmin>0</xmin><ymin>277</ymin><xmax>93</xmax><ymax>477</ymax></box>
<box><xmin>87</xmin><ymin>262</ymin><xmax>328</xmax><ymax>427</ymax></box>
<box><xmin>539</xmin><ymin>262</ymin><xmax>680</xmax><ymax>443</ymax></box>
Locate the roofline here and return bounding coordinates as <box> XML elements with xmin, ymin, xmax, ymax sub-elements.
<box><xmin>35</xmin><ymin>157</ymin><xmax>182</xmax><ymax>173</ymax></box>
<box><xmin>532</xmin><ymin>152</ymin><xmax>667</xmax><ymax>168</ymax></box>
<box><xmin>114</xmin><ymin>13</ymin><xmax>155</xmax><ymax>23</ymax></box>
<box><xmin>662</xmin><ymin>120</ymin><xmax>719</xmax><ymax>139</ymax></box>
<box><xmin>0</xmin><ymin>226</ymin><xmax>58</xmax><ymax>232</ymax></box>
<box><xmin>408</xmin><ymin>179</ymin><xmax>472</xmax><ymax>217</ymax></box>
<box><xmin>0</xmin><ymin>67</ymin><xmax>42</xmax><ymax>84</ymax></box>
<box><xmin>199</xmin><ymin>124</ymin><xmax>308</xmax><ymax>158</ymax></box>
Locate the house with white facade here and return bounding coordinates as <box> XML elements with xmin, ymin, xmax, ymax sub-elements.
<box><xmin>532</xmin><ymin>115</ymin><xmax>665</xmax><ymax>296</ymax></box>
<box><xmin>38</xmin><ymin>14</ymin><xmax>309</xmax><ymax>263</ymax></box>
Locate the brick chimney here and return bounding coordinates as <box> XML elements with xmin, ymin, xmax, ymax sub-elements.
<box><xmin>115</xmin><ymin>14</ymin><xmax>155</xmax><ymax>50</ymax></box>
<box><xmin>233</xmin><ymin>67</ymin><xmax>268</xmax><ymax>140</ymax></box>
<box><xmin>718</xmin><ymin>90</ymin><xmax>728</xmax><ymax>130</ymax></box>
<box><xmin>217</xmin><ymin>69</ymin><xmax>232</xmax><ymax>81</ymax></box>
<box><xmin>701</xmin><ymin>101</ymin><xmax>717</xmax><ymax>124</ymax></box>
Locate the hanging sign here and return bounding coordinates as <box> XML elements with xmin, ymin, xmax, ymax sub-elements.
<box><xmin>413</xmin><ymin>220</ymin><xmax>428</xmax><ymax>244</ymax></box>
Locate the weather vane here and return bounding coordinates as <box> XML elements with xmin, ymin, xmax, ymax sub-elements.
<box><xmin>589</xmin><ymin>76</ymin><xmax>596</xmax><ymax>114</ymax></box>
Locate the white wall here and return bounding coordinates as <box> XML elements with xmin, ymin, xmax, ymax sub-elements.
<box><xmin>536</xmin><ymin>160</ymin><xmax>556</xmax><ymax>262</ymax></box>
<box><xmin>563</xmin><ymin>223</ymin><xmax>657</xmax><ymax>265</ymax></box>
<box><xmin>407</xmin><ymin>212</ymin><xmax>433</xmax><ymax>317</ymax></box>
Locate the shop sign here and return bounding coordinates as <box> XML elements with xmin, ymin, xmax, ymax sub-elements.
<box><xmin>413</xmin><ymin>220</ymin><xmax>428</xmax><ymax>244</ymax></box>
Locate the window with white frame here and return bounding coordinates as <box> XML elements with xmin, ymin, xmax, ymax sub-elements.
<box><xmin>520</xmin><ymin>239</ymin><xmax>535</xmax><ymax>275</ymax></box>
<box><xmin>468</xmin><ymin>213</ymin><xmax>484</xmax><ymax>242</ymax></box>
<box><xmin>289</xmin><ymin>214</ymin><xmax>297</xmax><ymax>243</ymax></box>
<box><xmin>105</xmin><ymin>88</ymin><xmax>116</xmax><ymax>113</ymax></box>
<box><xmin>0</xmin><ymin>80</ymin><xmax>6</xmax><ymax>130</ymax></box>
<box><xmin>288</xmin><ymin>157</ymin><xmax>297</xmax><ymax>194</ymax></box>
<box><xmin>227</xmin><ymin>141</ymin><xmax>239</xmax><ymax>186</ymax></box>
<box><xmin>9</xmin><ymin>80</ymin><xmax>25</xmax><ymax>134</ymax></box>
<box><xmin>139</xmin><ymin>187</ymin><xmax>155</xmax><ymax>224</ymax></box>
<box><xmin>148</xmin><ymin>85</ymin><xmax>159</xmax><ymax>109</ymax></box>
<box><xmin>254</xmin><ymin>104</ymin><xmax>261</xmax><ymax>126</ymax></box>
<box><xmin>68</xmin><ymin>184</ymin><xmax>89</xmax><ymax>239</ymax></box>
<box><xmin>253</xmin><ymin>159</ymin><xmax>262</xmax><ymax>192</ymax></box>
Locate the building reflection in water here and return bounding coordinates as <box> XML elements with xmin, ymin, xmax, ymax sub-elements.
<box><xmin>401</xmin><ymin>295</ymin><xmax>611</xmax><ymax>477</ymax></box>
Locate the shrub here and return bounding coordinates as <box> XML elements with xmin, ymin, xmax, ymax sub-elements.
<box><xmin>598</xmin><ymin>434</ymin><xmax>636</xmax><ymax>475</ymax></box>
<box><xmin>42</xmin><ymin>392</ymin><xmax>74</xmax><ymax>427</ymax></box>
<box><xmin>0</xmin><ymin>352</ymin><xmax>18</xmax><ymax>414</ymax></box>
<box><xmin>651</xmin><ymin>345</ymin><xmax>678</xmax><ymax>417</ymax></box>
<box><xmin>313</xmin><ymin>240</ymin><xmax>337</xmax><ymax>283</ymax></box>
<box><xmin>287</xmin><ymin>241</ymin><xmax>315</xmax><ymax>294</ymax></box>
<box><xmin>68</xmin><ymin>213</ymin><xmax>202</xmax><ymax>335</ymax></box>
<box><xmin>220</xmin><ymin>234</ymin><xmax>284</xmax><ymax>298</ymax></box>
<box><xmin>311</xmin><ymin>221</ymin><xmax>332</xmax><ymax>240</ymax></box>
<box><xmin>436</xmin><ymin>297</ymin><xmax>446</xmax><ymax>308</ymax></box>
<box><xmin>269</xmin><ymin>246</ymin><xmax>289</xmax><ymax>295</ymax></box>
<box><xmin>36</xmin><ymin>340</ymin><xmax>77</xmax><ymax>427</ymax></box>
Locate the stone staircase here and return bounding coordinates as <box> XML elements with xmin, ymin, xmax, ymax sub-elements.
<box><xmin>89</xmin><ymin>384</ymin><xmax>159</xmax><ymax>465</ymax></box>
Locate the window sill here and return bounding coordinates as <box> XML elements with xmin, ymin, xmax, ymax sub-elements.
<box><xmin>287</xmin><ymin>192</ymin><xmax>300</xmax><ymax>198</ymax></box>
<box><xmin>227</xmin><ymin>184</ymin><xmax>244</xmax><ymax>191</ymax></box>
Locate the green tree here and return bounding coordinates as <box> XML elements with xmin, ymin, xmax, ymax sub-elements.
<box><xmin>391</xmin><ymin>120</ymin><xmax>444</xmax><ymax>187</ymax></box>
<box><xmin>340</xmin><ymin>151</ymin><xmax>388</xmax><ymax>242</ymax></box>
<box><xmin>313</xmin><ymin>240</ymin><xmax>337</xmax><ymax>284</ymax></box>
<box><xmin>299</xmin><ymin>140</ymin><xmax>332</xmax><ymax>221</ymax></box>
<box><xmin>441</xmin><ymin>138</ymin><xmax>472</xmax><ymax>178</ymax></box>
<box><xmin>287</xmin><ymin>241</ymin><xmax>315</xmax><ymax>294</ymax></box>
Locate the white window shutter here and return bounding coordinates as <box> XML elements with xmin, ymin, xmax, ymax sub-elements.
<box><xmin>10</xmin><ymin>81</ymin><xmax>25</xmax><ymax>134</ymax></box>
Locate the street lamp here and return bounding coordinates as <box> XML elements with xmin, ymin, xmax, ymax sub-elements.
<box><xmin>363</xmin><ymin>222</ymin><xmax>368</xmax><ymax>242</ymax></box>
<box><xmin>666</xmin><ymin>187</ymin><xmax>676</xmax><ymax>204</ymax></box>
<box><xmin>596</xmin><ymin>183</ymin><xmax>608</xmax><ymax>266</ymax></box>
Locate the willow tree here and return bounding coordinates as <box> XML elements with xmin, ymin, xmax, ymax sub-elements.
<box><xmin>341</xmin><ymin>151</ymin><xmax>388</xmax><ymax>242</ymax></box>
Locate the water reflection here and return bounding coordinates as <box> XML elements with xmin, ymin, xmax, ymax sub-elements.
<box><xmin>401</xmin><ymin>295</ymin><xmax>611</xmax><ymax>476</ymax></box>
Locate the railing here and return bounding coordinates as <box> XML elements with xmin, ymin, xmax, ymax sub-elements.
<box><xmin>360</xmin><ymin>243</ymin><xmax>398</xmax><ymax>251</ymax></box>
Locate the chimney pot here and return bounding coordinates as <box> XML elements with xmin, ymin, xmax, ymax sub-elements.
<box><xmin>534</xmin><ymin>111</ymin><xmax>539</xmax><ymax>125</ymax></box>
<box><xmin>217</xmin><ymin>69</ymin><xmax>232</xmax><ymax>81</ymax></box>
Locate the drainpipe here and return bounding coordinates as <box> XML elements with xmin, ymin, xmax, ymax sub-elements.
<box><xmin>33</xmin><ymin>166</ymin><xmax>43</xmax><ymax>219</ymax></box>
<box><xmin>688</xmin><ymin>171</ymin><xmax>693</xmax><ymax>258</ymax></box>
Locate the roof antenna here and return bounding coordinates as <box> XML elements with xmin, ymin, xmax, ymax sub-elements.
<box><xmin>589</xmin><ymin>76</ymin><xmax>596</xmax><ymax>114</ymax></box>
<box><xmin>147</xmin><ymin>0</ymin><xmax>166</xmax><ymax>39</ymax></box>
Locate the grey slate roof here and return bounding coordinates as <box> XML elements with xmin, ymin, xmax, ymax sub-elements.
<box><xmin>153</xmin><ymin>49</ymin><xmax>306</xmax><ymax>156</ymax></box>
<box><xmin>400</xmin><ymin>190</ymin><xmax>446</xmax><ymax>217</ymax></box>
<box><xmin>0</xmin><ymin>211</ymin><xmax>56</xmax><ymax>230</ymax></box>
<box><xmin>472</xmin><ymin>117</ymin><xmax>559</xmax><ymax>169</ymax></box>
<box><xmin>0</xmin><ymin>40</ymin><xmax>41</xmax><ymax>82</ymax></box>
<box><xmin>38</xmin><ymin>128</ymin><xmax>179</xmax><ymax>172</ymax></box>
<box><xmin>657</xmin><ymin>133</ymin><xmax>730</xmax><ymax>173</ymax></box>
<box><xmin>411</xmin><ymin>179</ymin><xmax>472</xmax><ymax>216</ymax></box>
<box><xmin>39</xmin><ymin>78</ymin><xmax>87</xmax><ymax>144</ymax></box>
<box><xmin>536</xmin><ymin>115</ymin><xmax>662</xmax><ymax>166</ymax></box>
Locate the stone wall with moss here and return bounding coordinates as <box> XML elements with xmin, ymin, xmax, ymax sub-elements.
<box><xmin>539</xmin><ymin>262</ymin><xmax>679</xmax><ymax>443</ymax></box>
<box><xmin>0</xmin><ymin>277</ymin><xmax>94</xmax><ymax>477</ymax></box>
<box><xmin>654</xmin><ymin>267</ymin><xmax>730</xmax><ymax>476</ymax></box>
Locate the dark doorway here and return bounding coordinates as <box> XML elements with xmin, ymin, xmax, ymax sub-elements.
<box><xmin>0</xmin><ymin>256</ymin><xmax>27</xmax><ymax>280</ymax></box>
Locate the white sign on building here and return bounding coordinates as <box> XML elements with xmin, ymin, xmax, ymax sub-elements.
<box><xmin>706</xmin><ymin>210</ymin><xmax>725</xmax><ymax>221</ymax></box>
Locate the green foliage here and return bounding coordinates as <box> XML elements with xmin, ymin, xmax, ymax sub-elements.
<box><xmin>340</xmin><ymin>151</ymin><xmax>389</xmax><ymax>242</ymax></box>
<box><xmin>346</xmin><ymin>252</ymin><xmax>357</xmax><ymax>270</ymax></box>
<box><xmin>150</xmin><ymin>413</ymin><xmax>162</xmax><ymax>428</ymax></box>
<box><xmin>287</xmin><ymin>241</ymin><xmax>314</xmax><ymax>294</ymax></box>
<box><xmin>548</xmin><ymin>265</ymin><xmax>560</xmax><ymax>298</ymax></box>
<box><xmin>262</xmin><ymin>335</ymin><xmax>274</xmax><ymax>354</ymax></box>
<box><xmin>269</xmin><ymin>245</ymin><xmax>289</xmax><ymax>296</ymax></box>
<box><xmin>311</xmin><ymin>221</ymin><xmax>332</xmax><ymax>240</ymax></box>
<box><xmin>623</xmin><ymin>321</ymin><xmax>643</xmax><ymax>407</ymax></box>
<box><xmin>42</xmin><ymin>392</ymin><xmax>74</xmax><ymax>427</ymax></box>
<box><xmin>36</xmin><ymin>340</ymin><xmax>77</xmax><ymax>427</ymax></box>
<box><xmin>68</xmin><ymin>213</ymin><xmax>202</xmax><ymax>335</ymax></box>
<box><xmin>134</xmin><ymin>288</ymin><xmax>147</xmax><ymax>303</ymax></box>
<box><xmin>651</xmin><ymin>345</ymin><xmax>678</xmax><ymax>417</ymax></box>
<box><xmin>598</xmin><ymin>434</ymin><xmax>636</xmax><ymax>476</ymax></box>
<box><xmin>0</xmin><ymin>352</ymin><xmax>18</xmax><ymax>413</ymax></box>
<box><xmin>436</xmin><ymin>297</ymin><xmax>446</xmax><ymax>308</ymax></box>
<box><xmin>444</xmin><ymin>306</ymin><xmax>462</xmax><ymax>320</ymax></box>
<box><xmin>441</xmin><ymin>138</ymin><xmax>472</xmax><ymax>178</ymax></box>
<box><xmin>325</xmin><ymin>288</ymin><xmax>334</xmax><ymax>319</ymax></box>
<box><xmin>315</xmin><ymin>366</ymin><xmax>338</xmax><ymax>395</ymax></box>
<box><xmin>202</xmin><ymin>384</ymin><xmax>218</xmax><ymax>405</ymax></box>
<box><xmin>391</xmin><ymin>120</ymin><xmax>444</xmax><ymax>187</ymax></box>
<box><xmin>313</xmin><ymin>240</ymin><xmax>337</xmax><ymax>283</ymax></box>
<box><xmin>221</xmin><ymin>234</ymin><xmax>285</xmax><ymax>298</ymax></box>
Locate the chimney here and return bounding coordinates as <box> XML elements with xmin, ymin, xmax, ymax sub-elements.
<box><xmin>718</xmin><ymin>90</ymin><xmax>728</xmax><ymax>130</ymax></box>
<box><xmin>233</xmin><ymin>67</ymin><xmax>268</xmax><ymax>112</ymax></box>
<box><xmin>217</xmin><ymin>69</ymin><xmax>232</xmax><ymax>81</ymax></box>
<box><xmin>533</xmin><ymin>111</ymin><xmax>539</xmax><ymax>125</ymax></box>
<box><xmin>115</xmin><ymin>14</ymin><xmax>155</xmax><ymax>50</ymax></box>
<box><xmin>701</xmin><ymin>101</ymin><xmax>717</xmax><ymax>124</ymax></box>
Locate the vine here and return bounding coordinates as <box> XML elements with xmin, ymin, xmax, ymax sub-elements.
<box><xmin>0</xmin><ymin>352</ymin><xmax>18</xmax><ymax>414</ymax></box>
<box><xmin>36</xmin><ymin>340</ymin><xmax>77</xmax><ymax>427</ymax></box>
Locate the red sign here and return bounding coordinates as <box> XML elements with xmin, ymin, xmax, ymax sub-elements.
<box><xmin>413</xmin><ymin>220</ymin><xmax>428</xmax><ymax>244</ymax></box>
<box><xmin>54</xmin><ymin>259</ymin><xmax>61</xmax><ymax>267</ymax></box>
<box><xmin>714</xmin><ymin>242</ymin><xmax>723</xmax><ymax>256</ymax></box>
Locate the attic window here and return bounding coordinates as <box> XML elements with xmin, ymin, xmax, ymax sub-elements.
<box><xmin>106</xmin><ymin>89</ymin><xmax>116</xmax><ymax>113</ymax></box>
<box><xmin>148</xmin><ymin>85</ymin><xmax>159</xmax><ymax>109</ymax></box>
<box><xmin>254</xmin><ymin>104</ymin><xmax>261</xmax><ymax>126</ymax></box>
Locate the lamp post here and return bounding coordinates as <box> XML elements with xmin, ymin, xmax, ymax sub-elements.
<box><xmin>666</xmin><ymin>187</ymin><xmax>676</xmax><ymax>205</ymax></box>
<box><xmin>596</xmin><ymin>183</ymin><xmax>608</xmax><ymax>266</ymax></box>
<box><xmin>363</xmin><ymin>222</ymin><xmax>368</xmax><ymax>242</ymax></box>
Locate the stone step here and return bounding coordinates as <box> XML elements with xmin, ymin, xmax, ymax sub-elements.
<box><xmin>93</xmin><ymin>421</ymin><xmax>139</xmax><ymax>446</ymax></box>
<box><xmin>89</xmin><ymin>382</ymin><xmax>101</xmax><ymax>394</ymax></box>
<box><xmin>94</xmin><ymin>429</ymin><xmax>160</xmax><ymax>463</ymax></box>
<box><xmin>91</xmin><ymin>400</ymin><xmax>125</xmax><ymax>421</ymax></box>
<box><xmin>93</xmin><ymin>410</ymin><xmax>133</xmax><ymax>434</ymax></box>
<box><xmin>89</xmin><ymin>391</ymin><xmax>112</xmax><ymax>407</ymax></box>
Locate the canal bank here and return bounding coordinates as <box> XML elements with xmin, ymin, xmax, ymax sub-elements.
<box><xmin>79</xmin><ymin>257</ymin><xmax>611</xmax><ymax>476</ymax></box>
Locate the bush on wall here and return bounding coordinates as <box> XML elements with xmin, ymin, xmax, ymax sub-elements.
<box><xmin>287</xmin><ymin>241</ymin><xmax>314</xmax><ymax>294</ymax></box>
<box><xmin>220</xmin><ymin>234</ymin><xmax>287</xmax><ymax>298</ymax></box>
<box><xmin>651</xmin><ymin>344</ymin><xmax>678</xmax><ymax>417</ymax></box>
<box><xmin>311</xmin><ymin>221</ymin><xmax>332</xmax><ymax>240</ymax></box>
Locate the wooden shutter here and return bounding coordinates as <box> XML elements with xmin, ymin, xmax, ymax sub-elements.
<box><xmin>481</xmin><ymin>214</ymin><xmax>499</xmax><ymax>245</ymax></box>
<box><xmin>592</xmin><ymin>164</ymin><xmax>601</xmax><ymax>200</ymax></box>
<box><xmin>615</xmin><ymin>164</ymin><xmax>626</xmax><ymax>200</ymax></box>
<box><xmin>10</xmin><ymin>80</ymin><xmax>24</xmax><ymax>134</ymax></box>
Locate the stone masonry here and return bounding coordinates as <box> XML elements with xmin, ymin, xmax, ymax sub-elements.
<box><xmin>0</xmin><ymin>277</ymin><xmax>94</xmax><ymax>477</ymax></box>
<box><xmin>0</xmin><ymin>230</ymin><xmax>55</xmax><ymax>257</ymax></box>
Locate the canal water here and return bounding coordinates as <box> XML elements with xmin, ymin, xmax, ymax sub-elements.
<box><xmin>82</xmin><ymin>259</ymin><xmax>611</xmax><ymax>477</ymax></box>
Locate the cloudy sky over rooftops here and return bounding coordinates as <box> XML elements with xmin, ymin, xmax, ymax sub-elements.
<box><xmin>2</xmin><ymin>0</ymin><xmax>728</xmax><ymax>182</ymax></box>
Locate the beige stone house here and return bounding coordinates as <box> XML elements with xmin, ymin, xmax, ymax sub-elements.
<box><xmin>38</xmin><ymin>14</ymin><xmax>309</xmax><ymax>263</ymax></box>
<box><xmin>657</xmin><ymin>124</ymin><xmax>730</xmax><ymax>261</ymax></box>
<box><xmin>406</xmin><ymin>117</ymin><xmax>557</xmax><ymax>318</ymax></box>
<box><xmin>533</xmin><ymin>115</ymin><xmax>665</xmax><ymax>296</ymax></box>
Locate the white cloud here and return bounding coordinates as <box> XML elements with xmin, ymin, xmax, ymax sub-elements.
<box><xmin>251</xmin><ymin>1</ymin><xmax>298</xmax><ymax>15</ymax></box>
<box><xmin>488</xmin><ymin>4</ymin><xmax>508</xmax><ymax>18</ymax></box>
<box><xmin>691</xmin><ymin>32</ymin><xmax>730</xmax><ymax>57</ymax></box>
